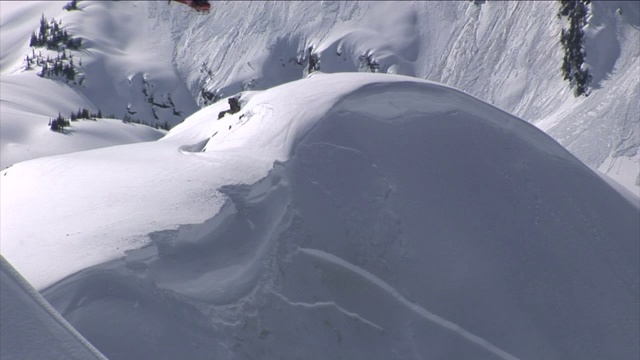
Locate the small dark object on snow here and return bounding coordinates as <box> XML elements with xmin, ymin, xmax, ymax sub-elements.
<box><xmin>218</xmin><ymin>97</ymin><xmax>241</xmax><ymax>119</ymax></box>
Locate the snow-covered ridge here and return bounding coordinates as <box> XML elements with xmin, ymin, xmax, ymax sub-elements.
<box><xmin>1</xmin><ymin>1</ymin><xmax>638</xmax><ymax>193</ymax></box>
<box><xmin>1</xmin><ymin>2</ymin><xmax>639</xmax><ymax>358</ymax></box>
<box><xmin>161</xmin><ymin>1</ymin><xmax>639</xmax><ymax>193</ymax></box>
<box><xmin>2</xmin><ymin>72</ymin><xmax>637</xmax><ymax>359</ymax></box>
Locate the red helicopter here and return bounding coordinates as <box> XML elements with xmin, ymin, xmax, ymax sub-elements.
<box><xmin>168</xmin><ymin>0</ymin><xmax>211</xmax><ymax>14</ymax></box>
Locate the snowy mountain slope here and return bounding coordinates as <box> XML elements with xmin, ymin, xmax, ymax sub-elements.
<box><xmin>1</xmin><ymin>1</ymin><xmax>637</xmax><ymax>193</ymax></box>
<box><xmin>0</xmin><ymin>1</ymin><xmax>196</xmax><ymax>168</ymax></box>
<box><xmin>0</xmin><ymin>255</ymin><xmax>106</xmax><ymax>360</ymax></box>
<box><xmin>159</xmin><ymin>0</ymin><xmax>640</xmax><ymax>194</ymax></box>
<box><xmin>2</xmin><ymin>72</ymin><xmax>637</xmax><ymax>359</ymax></box>
<box><xmin>0</xmin><ymin>1</ymin><xmax>198</xmax><ymax>124</ymax></box>
<box><xmin>0</xmin><ymin>72</ymin><xmax>166</xmax><ymax>169</ymax></box>
<box><xmin>0</xmin><ymin>1</ymin><xmax>67</xmax><ymax>71</ymax></box>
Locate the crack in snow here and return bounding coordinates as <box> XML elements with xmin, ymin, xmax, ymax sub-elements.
<box><xmin>298</xmin><ymin>247</ymin><xmax>522</xmax><ymax>360</ymax></box>
<box><xmin>269</xmin><ymin>290</ymin><xmax>384</xmax><ymax>332</ymax></box>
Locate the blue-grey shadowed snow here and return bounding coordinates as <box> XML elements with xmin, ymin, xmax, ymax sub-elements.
<box><xmin>0</xmin><ymin>256</ymin><xmax>107</xmax><ymax>360</ymax></box>
<box><xmin>41</xmin><ymin>261</ymin><xmax>223</xmax><ymax>360</ymax></box>
<box><xmin>42</xmin><ymin>77</ymin><xmax>639</xmax><ymax>360</ymax></box>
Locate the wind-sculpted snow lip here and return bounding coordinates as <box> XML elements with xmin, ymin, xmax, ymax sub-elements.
<box><xmin>36</xmin><ymin>73</ymin><xmax>639</xmax><ymax>360</ymax></box>
<box><xmin>188</xmin><ymin>72</ymin><xmax>584</xmax><ymax>165</ymax></box>
<box><xmin>299</xmin><ymin>77</ymin><xmax>580</xmax><ymax>162</ymax></box>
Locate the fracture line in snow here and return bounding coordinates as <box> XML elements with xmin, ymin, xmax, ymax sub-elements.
<box><xmin>298</xmin><ymin>247</ymin><xmax>522</xmax><ymax>360</ymax></box>
<box><xmin>306</xmin><ymin>141</ymin><xmax>364</xmax><ymax>155</ymax></box>
<box><xmin>269</xmin><ymin>290</ymin><xmax>385</xmax><ymax>332</ymax></box>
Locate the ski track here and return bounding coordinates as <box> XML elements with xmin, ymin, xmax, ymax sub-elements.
<box><xmin>269</xmin><ymin>290</ymin><xmax>385</xmax><ymax>332</ymax></box>
<box><xmin>298</xmin><ymin>247</ymin><xmax>522</xmax><ymax>360</ymax></box>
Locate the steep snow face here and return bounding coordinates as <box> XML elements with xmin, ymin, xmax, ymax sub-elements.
<box><xmin>25</xmin><ymin>73</ymin><xmax>638</xmax><ymax>360</ymax></box>
<box><xmin>159</xmin><ymin>1</ymin><xmax>640</xmax><ymax>194</ymax></box>
<box><xmin>0</xmin><ymin>256</ymin><xmax>106</xmax><ymax>360</ymax></box>
<box><xmin>544</xmin><ymin>1</ymin><xmax>640</xmax><ymax>196</ymax></box>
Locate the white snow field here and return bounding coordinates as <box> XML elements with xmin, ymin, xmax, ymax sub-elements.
<box><xmin>0</xmin><ymin>1</ymin><xmax>639</xmax><ymax>359</ymax></box>
<box><xmin>2</xmin><ymin>72</ymin><xmax>638</xmax><ymax>359</ymax></box>
<box><xmin>0</xmin><ymin>255</ymin><xmax>106</xmax><ymax>360</ymax></box>
<box><xmin>1</xmin><ymin>1</ymin><xmax>638</xmax><ymax>193</ymax></box>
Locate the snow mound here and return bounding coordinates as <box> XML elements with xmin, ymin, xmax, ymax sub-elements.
<box><xmin>9</xmin><ymin>72</ymin><xmax>633</xmax><ymax>359</ymax></box>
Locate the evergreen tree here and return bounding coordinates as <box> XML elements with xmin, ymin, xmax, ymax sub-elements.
<box><xmin>38</xmin><ymin>14</ymin><xmax>48</xmax><ymax>42</ymax></box>
<box><xmin>558</xmin><ymin>0</ymin><xmax>591</xmax><ymax>97</ymax></box>
<box><xmin>50</xmin><ymin>113</ymin><xmax>69</xmax><ymax>132</ymax></box>
<box><xmin>38</xmin><ymin>63</ymin><xmax>47</xmax><ymax>77</ymax></box>
<box><xmin>50</xmin><ymin>119</ymin><xmax>60</xmax><ymax>132</ymax></box>
<box><xmin>307</xmin><ymin>46</ymin><xmax>320</xmax><ymax>73</ymax></box>
<box><xmin>29</xmin><ymin>32</ymin><xmax>37</xmax><ymax>47</ymax></box>
<box><xmin>52</xmin><ymin>21</ymin><xmax>59</xmax><ymax>38</ymax></box>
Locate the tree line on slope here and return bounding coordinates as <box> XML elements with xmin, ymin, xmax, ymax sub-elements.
<box><xmin>197</xmin><ymin>45</ymin><xmax>383</xmax><ymax>107</ymax></box>
<box><xmin>49</xmin><ymin>109</ymin><xmax>171</xmax><ymax>133</ymax></box>
<box><xmin>558</xmin><ymin>0</ymin><xmax>591</xmax><ymax>97</ymax></box>
<box><xmin>25</xmin><ymin>15</ymin><xmax>83</xmax><ymax>83</ymax></box>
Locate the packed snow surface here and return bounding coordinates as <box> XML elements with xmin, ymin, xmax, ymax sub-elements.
<box><xmin>3</xmin><ymin>72</ymin><xmax>637</xmax><ymax>359</ymax></box>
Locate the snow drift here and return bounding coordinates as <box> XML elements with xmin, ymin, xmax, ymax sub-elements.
<box><xmin>6</xmin><ymin>72</ymin><xmax>632</xmax><ymax>359</ymax></box>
